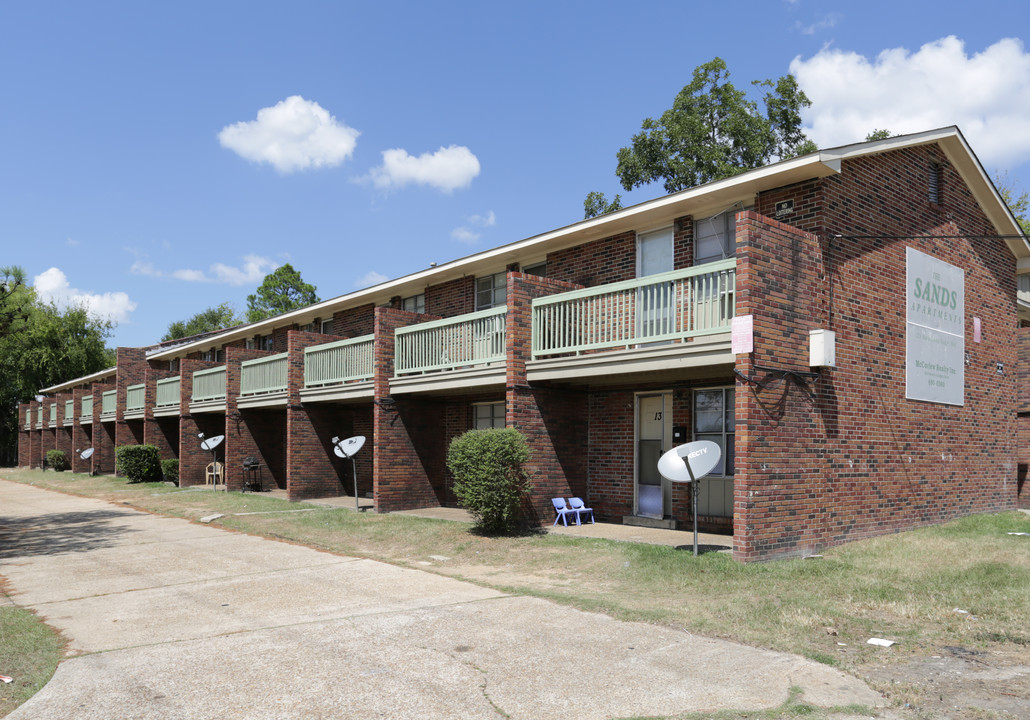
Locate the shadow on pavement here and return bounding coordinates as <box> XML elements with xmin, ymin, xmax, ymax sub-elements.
<box><xmin>0</xmin><ymin>510</ymin><xmax>141</xmax><ymax>559</ymax></box>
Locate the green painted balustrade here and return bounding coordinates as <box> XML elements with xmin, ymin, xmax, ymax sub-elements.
<box><xmin>531</xmin><ymin>260</ymin><xmax>736</xmax><ymax>358</ymax></box>
<box><xmin>49</xmin><ymin>403</ymin><xmax>57</xmax><ymax>425</ymax></box>
<box><xmin>64</xmin><ymin>399</ymin><xmax>74</xmax><ymax>420</ymax></box>
<box><xmin>395</xmin><ymin>306</ymin><xmax>507</xmax><ymax>375</ymax></box>
<box><xmin>125</xmin><ymin>383</ymin><xmax>145</xmax><ymax>412</ymax></box>
<box><xmin>25</xmin><ymin>408</ymin><xmax>31</xmax><ymax>429</ymax></box>
<box><xmin>81</xmin><ymin>395</ymin><xmax>93</xmax><ymax>418</ymax></box>
<box><xmin>155</xmin><ymin>376</ymin><xmax>181</xmax><ymax>407</ymax></box>
<box><xmin>304</xmin><ymin>335</ymin><xmax>374</xmax><ymax>387</ymax></box>
<box><xmin>192</xmin><ymin>366</ymin><xmax>226</xmax><ymax>402</ymax></box>
<box><xmin>240</xmin><ymin>353</ymin><xmax>288</xmax><ymax>396</ymax></box>
<box><xmin>101</xmin><ymin>390</ymin><xmax>117</xmax><ymax>416</ymax></box>
<box><xmin>36</xmin><ymin>406</ymin><xmax>43</xmax><ymax>425</ymax></box>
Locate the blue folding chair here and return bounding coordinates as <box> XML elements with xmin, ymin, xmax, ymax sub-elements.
<box><xmin>552</xmin><ymin>497</ymin><xmax>579</xmax><ymax>526</ymax></box>
<box><xmin>569</xmin><ymin>497</ymin><xmax>595</xmax><ymax>524</ymax></box>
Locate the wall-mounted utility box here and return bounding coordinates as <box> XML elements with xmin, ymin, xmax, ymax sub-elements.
<box><xmin>809</xmin><ymin>329</ymin><xmax>836</xmax><ymax>368</ymax></box>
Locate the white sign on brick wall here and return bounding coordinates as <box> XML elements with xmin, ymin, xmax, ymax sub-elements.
<box><xmin>905</xmin><ymin>247</ymin><xmax>964</xmax><ymax>405</ymax></box>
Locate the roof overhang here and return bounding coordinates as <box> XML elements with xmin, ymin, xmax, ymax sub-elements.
<box><xmin>40</xmin><ymin>367</ymin><xmax>117</xmax><ymax>395</ymax></box>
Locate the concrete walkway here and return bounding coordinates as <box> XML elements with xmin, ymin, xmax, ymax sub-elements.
<box><xmin>0</xmin><ymin>480</ymin><xmax>881</xmax><ymax>719</ymax></box>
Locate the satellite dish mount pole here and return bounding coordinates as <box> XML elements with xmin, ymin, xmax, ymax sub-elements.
<box><xmin>682</xmin><ymin>457</ymin><xmax>699</xmax><ymax>557</ymax></box>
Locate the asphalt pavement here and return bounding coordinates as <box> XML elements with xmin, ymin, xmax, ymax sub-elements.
<box><xmin>0</xmin><ymin>479</ymin><xmax>883</xmax><ymax>719</ymax></box>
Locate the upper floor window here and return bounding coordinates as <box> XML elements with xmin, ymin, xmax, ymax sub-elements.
<box><xmin>402</xmin><ymin>293</ymin><xmax>425</xmax><ymax>313</ymax></box>
<box><xmin>523</xmin><ymin>261</ymin><xmax>547</xmax><ymax>277</ymax></box>
<box><xmin>320</xmin><ymin>318</ymin><xmax>333</xmax><ymax>334</ymax></box>
<box><xmin>694</xmin><ymin>212</ymin><xmax>735</xmax><ymax>265</ymax></box>
<box><xmin>260</xmin><ymin>334</ymin><xmax>273</xmax><ymax>351</ymax></box>
<box><xmin>475</xmin><ymin>272</ymin><xmax>506</xmax><ymax>311</ymax></box>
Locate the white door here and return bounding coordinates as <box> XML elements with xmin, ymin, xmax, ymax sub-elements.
<box><xmin>637</xmin><ymin>228</ymin><xmax>674</xmax><ymax>340</ymax></box>
<box><xmin>636</xmin><ymin>392</ymin><xmax>673</xmax><ymax>518</ymax></box>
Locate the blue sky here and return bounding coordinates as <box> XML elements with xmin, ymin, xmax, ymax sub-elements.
<box><xmin>3</xmin><ymin>0</ymin><xmax>1029</xmax><ymax>349</ymax></box>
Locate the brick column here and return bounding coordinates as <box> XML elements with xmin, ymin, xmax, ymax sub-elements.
<box><xmin>70</xmin><ymin>389</ymin><xmax>91</xmax><ymax>473</ymax></box>
<box><xmin>225</xmin><ymin>347</ymin><xmax>280</xmax><ymax>492</ymax></box>
<box><xmin>17</xmin><ymin>403</ymin><xmax>30</xmax><ymax>467</ymax></box>
<box><xmin>179</xmin><ymin>360</ymin><xmax>223</xmax><ymax>487</ymax></box>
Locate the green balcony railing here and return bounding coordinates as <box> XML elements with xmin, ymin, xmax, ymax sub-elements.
<box><xmin>101</xmin><ymin>390</ymin><xmax>117</xmax><ymax>417</ymax></box>
<box><xmin>192</xmin><ymin>366</ymin><xmax>226</xmax><ymax>402</ymax></box>
<box><xmin>241</xmin><ymin>353</ymin><xmax>288</xmax><ymax>396</ymax></box>
<box><xmin>36</xmin><ymin>406</ymin><xmax>43</xmax><ymax>425</ymax></box>
<box><xmin>304</xmin><ymin>335</ymin><xmax>374</xmax><ymax>387</ymax></box>
<box><xmin>531</xmin><ymin>260</ymin><xmax>736</xmax><ymax>358</ymax></box>
<box><xmin>49</xmin><ymin>402</ymin><xmax>57</xmax><ymax>426</ymax></box>
<box><xmin>155</xmin><ymin>376</ymin><xmax>181</xmax><ymax>408</ymax></box>
<box><xmin>81</xmin><ymin>395</ymin><xmax>93</xmax><ymax>419</ymax></box>
<box><xmin>125</xmin><ymin>383</ymin><xmax>145</xmax><ymax>412</ymax></box>
<box><xmin>64</xmin><ymin>399</ymin><xmax>74</xmax><ymax>421</ymax></box>
<box><xmin>25</xmin><ymin>408</ymin><xmax>31</xmax><ymax>429</ymax></box>
<box><xmin>395</xmin><ymin>306</ymin><xmax>507</xmax><ymax>375</ymax></box>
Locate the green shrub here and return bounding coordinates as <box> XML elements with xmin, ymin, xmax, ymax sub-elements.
<box><xmin>161</xmin><ymin>458</ymin><xmax>179</xmax><ymax>485</ymax></box>
<box><xmin>446</xmin><ymin>428</ymin><xmax>531</xmax><ymax>535</ymax></box>
<box><xmin>115</xmin><ymin>444</ymin><xmax>163</xmax><ymax>483</ymax></box>
<box><xmin>45</xmin><ymin>449</ymin><xmax>69</xmax><ymax>472</ymax></box>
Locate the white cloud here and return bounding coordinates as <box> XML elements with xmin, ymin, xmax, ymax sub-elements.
<box><xmin>451</xmin><ymin>210</ymin><xmax>497</xmax><ymax>245</ymax></box>
<box><xmin>65</xmin><ymin>237</ymin><xmax>79</xmax><ymax>247</ymax></box>
<box><xmin>795</xmin><ymin>14</ymin><xmax>839</xmax><ymax>35</ymax></box>
<box><xmin>218</xmin><ymin>95</ymin><xmax>360</xmax><ymax>173</ymax></box>
<box><xmin>168</xmin><ymin>255</ymin><xmax>277</xmax><ymax>286</ymax></box>
<box><xmin>355</xmin><ymin>270</ymin><xmax>388</xmax><ymax>288</ymax></box>
<box><xmin>791</xmin><ymin>36</ymin><xmax>1030</xmax><ymax>168</ymax></box>
<box><xmin>33</xmin><ymin>267</ymin><xmax>137</xmax><ymax>324</ymax></box>
<box><xmin>130</xmin><ymin>260</ymin><xmax>161</xmax><ymax>277</ymax></box>
<box><xmin>367</xmin><ymin>145</ymin><xmax>480</xmax><ymax>192</ymax></box>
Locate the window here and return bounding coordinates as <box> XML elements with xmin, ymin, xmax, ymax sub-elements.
<box><xmin>523</xmin><ymin>261</ymin><xmax>547</xmax><ymax>277</ymax></box>
<box><xmin>473</xmin><ymin>402</ymin><xmax>505</xmax><ymax>430</ymax></box>
<box><xmin>402</xmin><ymin>293</ymin><xmax>425</xmax><ymax>313</ymax></box>
<box><xmin>245</xmin><ymin>338</ymin><xmax>255</xmax><ymax>350</ymax></box>
<box><xmin>475</xmin><ymin>272</ymin><xmax>506</xmax><ymax>310</ymax></box>
<box><xmin>260</xmin><ymin>334</ymin><xmax>273</xmax><ymax>351</ymax></box>
<box><xmin>320</xmin><ymin>318</ymin><xmax>333</xmax><ymax>334</ymax></box>
<box><xmin>694</xmin><ymin>212</ymin><xmax>735</xmax><ymax>265</ymax></box>
<box><xmin>693</xmin><ymin>388</ymin><xmax>735</xmax><ymax>476</ymax></box>
<box><xmin>300</xmin><ymin>322</ymin><xmax>315</xmax><ymax>333</ymax></box>
<box><xmin>201</xmin><ymin>349</ymin><xmax>216</xmax><ymax>362</ymax></box>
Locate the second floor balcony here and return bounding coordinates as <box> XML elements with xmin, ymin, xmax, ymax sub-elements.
<box><xmin>124</xmin><ymin>383</ymin><xmax>145</xmax><ymax>419</ymax></box>
<box><xmin>191</xmin><ymin>366</ymin><xmax>226</xmax><ymax>412</ymax></box>
<box><xmin>301</xmin><ymin>335</ymin><xmax>374</xmax><ymax>403</ymax></box>
<box><xmin>238</xmin><ymin>353</ymin><xmax>288</xmax><ymax>408</ymax></box>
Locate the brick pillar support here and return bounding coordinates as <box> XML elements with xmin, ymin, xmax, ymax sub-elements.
<box><xmin>225</xmin><ymin>347</ymin><xmax>280</xmax><ymax>492</ymax></box>
<box><xmin>70</xmin><ymin>389</ymin><xmax>91</xmax><ymax>473</ymax></box>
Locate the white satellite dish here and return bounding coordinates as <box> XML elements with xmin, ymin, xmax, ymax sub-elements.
<box><xmin>200</xmin><ymin>435</ymin><xmax>225</xmax><ymax>452</ymax></box>
<box><xmin>657</xmin><ymin>440</ymin><xmax>722</xmax><ymax>557</ymax></box>
<box><xmin>79</xmin><ymin>447</ymin><xmax>95</xmax><ymax>460</ymax></box>
<box><xmin>658</xmin><ymin>440</ymin><xmax>721</xmax><ymax>483</ymax></box>
<box><xmin>331</xmin><ymin>435</ymin><xmax>366</xmax><ymax>510</ymax></box>
<box><xmin>332</xmin><ymin>435</ymin><xmax>365</xmax><ymax>459</ymax></box>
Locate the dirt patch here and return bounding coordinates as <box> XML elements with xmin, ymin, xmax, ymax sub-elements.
<box><xmin>864</xmin><ymin>644</ymin><xmax>1030</xmax><ymax>718</ymax></box>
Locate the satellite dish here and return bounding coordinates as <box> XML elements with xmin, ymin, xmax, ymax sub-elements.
<box><xmin>79</xmin><ymin>447</ymin><xmax>94</xmax><ymax>460</ymax></box>
<box><xmin>332</xmin><ymin>435</ymin><xmax>365</xmax><ymax>459</ymax></box>
<box><xmin>658</xmin><ymin>441</ymin><xmax>721</xmax><ymax>483</ymax></box>
<box><xmin>200</xmin><ymin>435</ymin><xmax>225</xmax><ymax>451</ymax></box>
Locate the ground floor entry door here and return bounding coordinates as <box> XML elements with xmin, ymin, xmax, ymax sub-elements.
<box><xmin>635</xmin><ymin>392</ymin><xmax>672</xmax><ymax>518</ymax></box>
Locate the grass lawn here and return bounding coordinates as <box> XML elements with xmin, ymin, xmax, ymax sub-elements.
<box><xmin>3</xmin><ymin>467</ymin><xmax>1030</xmax><ymax>719</ymax></box>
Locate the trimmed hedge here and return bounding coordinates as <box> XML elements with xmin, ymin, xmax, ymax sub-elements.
<box><xmin>115</xmin><ymin>444</ymin><xmax>163</xmax><ymax>483</ymax></box>
<box><xmin>446</xmin><ymin>428</ymin><xmax>531</xmax><ymax>535</ymax></box>
<box><xmin>161</xmin><ymin>458</ymin><xmax>179</xmax><ymax>485</ymax></box>
<box><xmin>45</xmin><ymin>449</ymin><xmax>69</xmax><ymax>472</ymax></box>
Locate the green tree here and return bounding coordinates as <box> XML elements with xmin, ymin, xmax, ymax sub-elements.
<box><xmin>162</xmin><ymin>302</ymin><xmax>241</xmax><ymax>341</ymax></box>
<box><xmin>245</xmin><ymin>264</ymin><xmax>319</xmax><ymax>323</ymax></box>
<box><xmin>995</xmin><ymin>172</ymin><xmax>1030</xmax><ymax>236</ymax></box>
<box><xmin>865</xmin><ymin>129</ymin><xmax>894</xmax><ymax>141</ymax></box>
<box><xmin>604</xmin><ymin>58</ymin><xmax>817</xmax><ymax>197</ymax></box>
<box><xmin>0</xmin><ymin>270</ymin><xmax>114</xmax><ymax>464</ymax></box>
<box><xmin>583</xmin><ymin>191</ymin><xmax>624</xmax><ymax>220</ymax></box>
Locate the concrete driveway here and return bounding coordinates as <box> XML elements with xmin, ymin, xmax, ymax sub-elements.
<box><xmin>0</xmin><ymin>480</ymin><xmax>882</xmax><ymax>719</ymax></box>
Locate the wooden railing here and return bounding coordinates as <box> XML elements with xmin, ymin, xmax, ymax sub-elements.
<box><xmin>49</xmin><ymin>403</ymin><xmax>57</xmax><ymax>426</ymax></box>
<box><xmin>125</xmin><ymin>384</ymin><xmax>145</xmax><ymax>412</ymax></box>
<box><xmin>155</xmin><ymin>376</ymin><xmax>181</xmax><ymax>408</ymax></box>
<box><xmin>81</xmin><ymin>395</ymin><xmax>93</xmax><ymax>419</ymax></box>
<box><xmin>304</xmin><ymin>335</ymin><xmax>374</xmax><ymax>387</ymax></box>
<box><xmin>395</xmin><ymin>306</ymin><xmax>507</xmax><ymax>375</ymax></box>
<box><xmin>531</xmin><ymin>260</ymin><xmax>736</xmax><ymax>358</ymax></box>
<box><xmin>192</xmin><ymin>366</ymin><xmax>226</xmax><ymax>402</ymax></box>
<box><xmin>241</xmin><ymin>353</ymin><xmax>288</xmax><ymax>396</ymax></box>
<box><xmin>101</xmin><ymin>390</ymin><xmax>116</xmax><ymax>417</ymax></box>
<box><xmin>64</xmin><ymin>399</ymin><xmax>74</xmax><ymax>421</ymax></box>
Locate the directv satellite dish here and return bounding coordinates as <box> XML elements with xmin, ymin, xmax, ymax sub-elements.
<box><xmin>200</xmin><ymin>435</ymin><xmax>224</xmax><ymax>452</ymax></box>
<box><xmin>657</xmin><ymin>440</ymin><xmax>722</xmax><ymax>556</ymax></box>
<box><xmin>331</xmin><ymin>435</ymin><xmax>366</xmax><ymax>510</ymax></box>
<box><xmin>79</xmin><ymin>447</ymin><xmax>95</xmax><ymax>460</ymax></box>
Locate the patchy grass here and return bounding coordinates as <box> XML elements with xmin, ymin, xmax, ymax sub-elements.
<box><xmin>0</xmin><ymin>601</ymin><xmax>64</xmax><ymax>717</ymax></box>
<box><xmin>4</xmin><ymin>467</ymin><xmax>1030</xmax><ymax>719</ymax></box>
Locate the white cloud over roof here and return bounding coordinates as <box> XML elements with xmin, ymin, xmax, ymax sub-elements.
<box><xmin>219</xmin><ymin>96</ymin><xmax>360</xmax><ymax>173</ymax></box>
<box><xmin>169</xmin><ymin>255</ymin><xmax>278</xmax><ymax>286</ymax></box>
<box><xmin>792</xmin><ymin>36</ymin><xmax>1030</xmax><ymax>169</ymax></box>
<box><xmin>368</xmin><ymin>145</ymin><xmax>480</xmax><ymax>192</ymax></box>
<box><xmin>33</xmin><ymin>267</ymin><xmax>137</xmax><ymax>324</ymax></box>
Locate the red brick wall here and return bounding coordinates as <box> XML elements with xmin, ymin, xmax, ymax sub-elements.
<box><xmin>426</xmin><ymin>276</ymin><xmax>475</xmax><ymax>317</ymax></box>
<box><xmin>225</xmin><ymin>347</ymin><xmax>286</xmax><ymax>491</ymax></box>
<box><xmin>114</xmin><ymin>347</ymin><xmax>148</xmax><ymax>458</ymax></box>
<box><xmin>91</xmin><ymin>383</ymin><xmax>116</xmax><ymax>473</ymax></box>
<box><xmin>326</xmin><ymin>304</ymin><xmax>375</xmax><ymax>338</ymax></box>
<box><xmin>734</xmin><ymin>196</ymin><xmax>1017</xmax><ymax>561</ymax></box>
<box><xmin>178</xmin><ymin>359</ymin><xmax>224</xmax><ymax>487</ymax></box>
<box><xmin>547</xmin><ymin>231</ymin><xmax>636</xmax><ymax>288</ymax></box>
